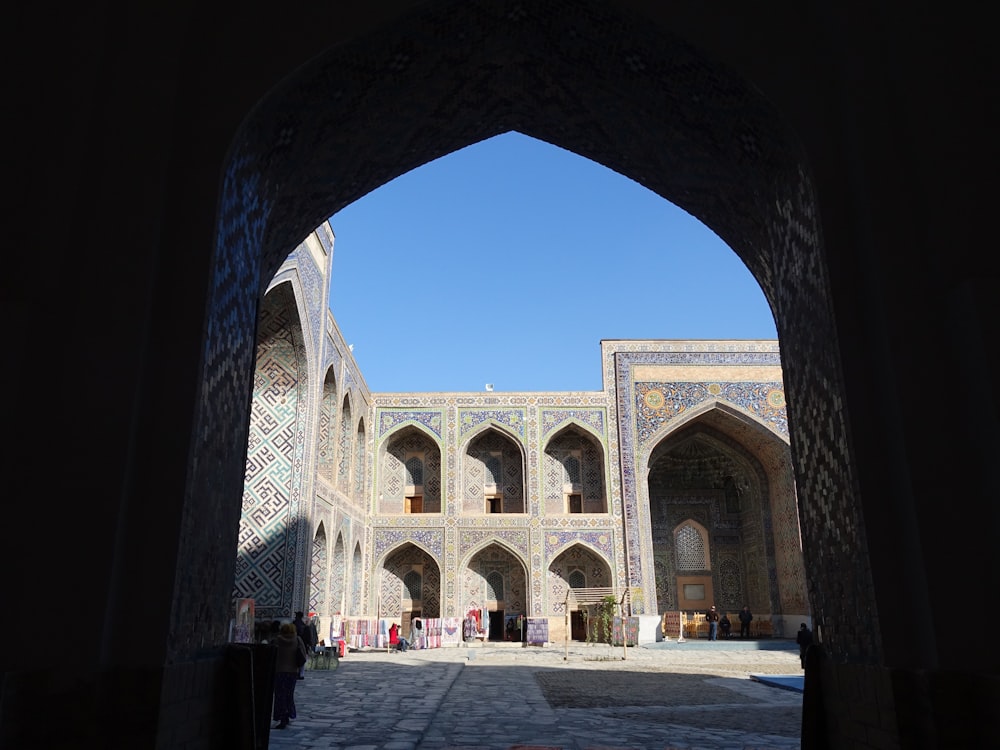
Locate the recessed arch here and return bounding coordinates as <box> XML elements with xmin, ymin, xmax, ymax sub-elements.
<box><xmin>353</xmin><ymin>418</ymin><xmax>366</xmax><ymax>498</ymax></box>
<box><xmin>548</xmin><ymin>542</ymin><xmax>615</xmax><ymax>641</ymax></box>
<box><xmin>330</xmin><ymin>531</ymin><xmax>347</xmax><ymax>617</ymax></box>
<box><xmin>461</xmin><ymin>541</ymin><xmax>529</xmax><ymax>640</ymax></box>
<box><xmin>233</xmin><ymin>281</ymin><xmax>310</xmax><ymax>621</ymax></box>
<box><xmin>318</xmin><ymin>367</ymin><xmax>339</xmax><ymax>485</ymax></box>
<box><xmin>642</xmin><ymin>408</ymin><xmax>805</xmax><ymax>629</ymax></box>
<box><xmin>541</xmin><ymin>422</ymin><xmax>608</xmax><ymax>514</ymax></box>
<box><xmin>337</xmin><ymin>396</ymin><xmax>353</xmax><ymax>493</ymax></box>
<box><xmin>378</xmin><ymin>542</ymin><xmax>442</xmax><ymax>620</ymax></box>
<box><xmin>377</xmin><ymin>424</ymin><xmax>444</xmax><ymax>515</ymax></box>
<box><xmin>461</xmin><ymin>426</ymin><xmax>527</xmax><ymax>515</ymax></box>
<box><xmin>309</xmin><ymin>522</ymin><xmax>329</xmax><ymax>617</ymax></box>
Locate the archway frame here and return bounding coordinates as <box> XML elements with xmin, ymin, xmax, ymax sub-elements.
<box><xmin>182</xmin><ymin>0</ymin><xmax>870</xmax><ymax>671</ymax></box>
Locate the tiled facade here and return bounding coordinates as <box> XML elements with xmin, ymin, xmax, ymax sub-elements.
<box><xmin>234</xmin><ymin>224</ymin><xmax>808</xmax><ymax>639</ymax></box>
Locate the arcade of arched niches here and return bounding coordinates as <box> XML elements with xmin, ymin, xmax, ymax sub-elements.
<box><xmin>233</xmin><ymin>229</ymin><xmax>807</xmax><ymax>646</ymax></box>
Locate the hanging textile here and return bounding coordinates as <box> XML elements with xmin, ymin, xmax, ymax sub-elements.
<box><xmin>442</xmin><ymin>617</ymin><xmax>462</xmax><ymax>646</ymax></box>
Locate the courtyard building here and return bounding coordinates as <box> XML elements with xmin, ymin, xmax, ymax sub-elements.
<box><xmin>236</xmin><ymin>225</ymin><xmax>807</xmax><ymax>646</ymax></box>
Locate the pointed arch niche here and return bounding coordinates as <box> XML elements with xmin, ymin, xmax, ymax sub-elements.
<box><xmin>645</xmin><ymin>408</ymin><xmax>805</xmax><ymax>628</ymax></box>
<box><xmin>317</xmin><ymin>368</ymin><xmax>338</xmax><ymax>486</ymax></box>
<box><xmin>379</xmin><ymin>543</ymin><xmax>442</xmax><ymax>625</ymax></box>
<box><xmin>350</xmin><ymin>543</ymin><xmax>364</xmax><ymax>614</ymax></box>
<box><xmin>460</xmin><ymin>542</ymin><xmax>527</xmax><ymax>641</ymax></box>
<box><xmin>309</xmin><ymin>523</ymin><xmax>328</xmax><ymax>617</ymax></box>
<box><xmin>353</xmin><ymin>418</ymin><xmax>366</xmax><ymax>501</ymax></box>
<box><xmin>337</xmin><ymin>397</ymin><xmax>353</xmax><ymax>493</ymax></box>
<box><xmin>234</xmin><ymin>282</ymin><xmax>308</xmax><ymax>620</ymax></box>
<box><xmin>542</xmin><ymin>424</ymin><xmax>607</xmax><ymax>514</ymax></box>
<box><xmin>461</xmin><ymin>427</ymin><xmax>526</xmax><ymax>515</ymax></box>
<box><xmin>329</xmin><ymin>532</ymin><xmax>347</xmax><ymax>618</ymax></box>
<box><xmin>378</xmin><ymin>425</ymin><xmax>443</xmax><ymax>515</ymax></box>
<box><xmin>547</xmin><ymin>542</ymin><xmax>613</xmax><ymax>641</ymax></box>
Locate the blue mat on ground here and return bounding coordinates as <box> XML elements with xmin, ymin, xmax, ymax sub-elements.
<box><xmin>642</xmin><ymin>639</ymin><xmax>797</xmax><ymax>652</ymax></box>
<box><xmin>750</xmin><ymin>674</ymin><xmax>804</xmax><ymax>692</ymax></box>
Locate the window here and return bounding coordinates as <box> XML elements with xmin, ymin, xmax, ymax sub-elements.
<box><xmin>405</xmin><ymin>455</ymin><xmax>424</xmax><ymax>486</ymax></box>
<box><xmin>676</xmin><ymin>523</ymin><xmax>708</xmax><ymax>570</ymax></box>
<box><xmin>487</xmin><ymin>495</ymin><xmax>502</xmax><ymax>514</ymax></box>
<box><xmin>486</xmin><ymin>571</ymin><xmax>504</xmax><ymax>601</ymax></box>
<box><xmin>403</xmin><ymin>570</ymin><xmax>422</xmax><ymax>602</ymax></box>
<box><xmin>567</xmin><ymin>493</ymin><xmax>583</xmax><ymax>513</ymax></box>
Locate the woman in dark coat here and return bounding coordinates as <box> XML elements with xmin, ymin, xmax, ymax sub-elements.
<box><xmin>273</xmin><ymin>622</ymin><xmax>308</xmax><ymax>729</ymax></box>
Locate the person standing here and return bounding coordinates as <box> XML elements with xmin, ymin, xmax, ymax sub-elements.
<box><xmin>272</xmin><ymin>622</ymin><xmax>308</xmax><ymax>730</ymax></box>
<box><xmin>292</xmin><ymin>611</ymin><xmax>313</xmax><ymax>678</ymax></box>
<box><xmin>796</xmin><ymin>622</ymin><xmax>813</xmax><ymax>669</ymax></box>
<box><xmin>738</xmin><ymin>606</ymin><xmax>753</xmax><ymax>639</ymax></box>
<box><xmin>705</xmin><ymin>605</ymin><xmax>720</xmax><ymax>640</ymax></box>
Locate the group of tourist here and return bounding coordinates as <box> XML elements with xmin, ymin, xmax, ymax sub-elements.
<box><xmin>703</xmin><ymin>604</ymin><xmax>813</xmax><ymax>669</ymax></box>
<box><xmin>704</xmin><ymin>605</ymin><xmax>755</xmax><ymax>640</ymax></box>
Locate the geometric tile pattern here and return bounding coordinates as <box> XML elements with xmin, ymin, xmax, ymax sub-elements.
<box><xmin>353</xmin><ymin>422</ymin><xmax>366</xmax><ymax>497</ymax></box>
<box><xmin>547</xmin><ymin>543</ymin><xmax>612</xmax><ymax>615</ymax></box>
<box><xmin>611</xmin><ymin>345</ymin><xmax>788</xmax><ymax>614</ymax></box>
<box><xmin>330</xmin><ymin>533</ymin><xmax>346</xmax><ymax>615</ymax></box>
<box><xmin>459</xmin><ymin>409</ymin><xmax>526</xmax><ymax>439</ymax></box>
<box><xmin>234</xmin><ymin>285</ymin><xmax>307</xmax><ymax>619</ymax></box>
<box><xmin>378</xmin><ymin>427</ymin><xmax>443</xmax><ymax>513</ymax></box>
<box><xmin>675</xmin><ymin>524</ymin><xmax>707</xmax><ymax>570</ymax></box>
<box><xmin>463</xmin><ymin>430</ymin><xmax>525</xmax><ymax>511</ymax></box>
<box><xmin>635</xmin><ymin>381</ymin><xmax>788</xmax><ymax>442</ymax></box>
<box><xmin>461</xmin><ymin>543</ymin><xmax>527</xmax><ymax>618</ymax></box>
<box><xmin>310</xmin><ymin>525</ymin><xmax>328</xmax><ymax>614</ymax></box>
<box><xmin>378</xmin><ymin>409</ymin><xmax>443</xmax><ymax>438</ymax></box>
<box><xmin>540</xmin><ymin>409</ymin><xmax>605</xmax><ymax>440</ymax></box>
<box><xmin>379</xmin><ymin>545</ymin><xmax>441</xmax><ymax>618</ymax></box>
<box><xmin>338</xmin><ymin>399</ymin><xmax>352</xmax><ymax>493</ymax></box>
<box><xmin>373</xmin><ymin>527</ymin><xmax>445</xmax><ymax>563</ymax></box>
<box><xmin>542</xmin><ymin>429</ymin><xmax>606</xmax><ymax>513</ymax></box>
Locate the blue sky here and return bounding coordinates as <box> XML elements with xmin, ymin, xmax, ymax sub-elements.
<box><xmin>327</xmin><ymin>132</ymin><xmax>776</xmax><ymax>393</ymax></box>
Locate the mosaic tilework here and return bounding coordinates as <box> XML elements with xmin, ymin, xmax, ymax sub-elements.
<box><xmin>380</xmin><ymin>545</ymin><xmax>441</xmax><ymax>618</ymax></box>
<box><xmin>309</xmin><ymin>525</ymin><xmax>327</xmax><ymax>614</ymax></box>
<box><xmin>610</xmin><ymin>344</ymin><xmax>788</xmax><ymax>615</ymax></box>
<box><xmin>459</xmin><ymin>409</ymin><xmax>526</xmax><ymax>439</ymax></box>
<box><xmin>317</xmin><ymin>377</ymin><xmax>337</xmax><ymax>483</ymax></box>
<box><xmin>378</xmin><ymin>410</ymin><xmax>443</xmax><ymax>438</ymax></box>
<box><xmin>330</xmin><ymin>532</ymin><xmax>346</xmax><ymax>615</ymax></box>
<box><xmin>373</xmin><ymin>528</ymin><xmax>444</xmax><ymax>563</ymax></box>
<box><xmin>291</xmin><ymin>243</ymin><xmax>326</xmax><ymax>352</ymax></box>
<box><xmin>542</xmin><ymin>430</ymin><xmax>606</xmax><ymax>513</ymax></box>
<box><xmin>461</xmin><ymin>544</ymin><xmax>527</xmax><ymax>617</ymax></box>
<box><xmin>458</xmin><ymin>528</ymin><xmax>530</xmax><ymax>562</ymax></box>
<box><xmin>378</xmin><ymin>427</ymin><xmax>443</xmax><ymax>512</ymax></box>
<box><xmin>543</xmin><ymin>531</ymin><xmax>615</xmax><ymax>561</ymax></box>
<box><xmin>351</xmin><ymin>544</ymin><xmax>362</xmax><ymax>613</ymax></box>
<box><xmin>337</xmin><ymin>399</ymin><xmax>352</xmax><ymax>493</ymax></box>
<box><xmin>463</xmin><ymin>430</ymin><xmax>525</xmax><ymax>512</ymax></box>
<box><xmin>234</xmin><ymin>285</ymin><xmax>309</xmax><ymax>620</ymax></box>
<box><xmin>353</xmin><ymin>422</ymin><xmax>366</xmax><ymax>497</ymax></box>
<box><xmin>547</xmin><ymin>543</ymin><xmax>613</xmax><ymax>615</ymax></box>
<box><xmin>540</xmin><ymin>409</ymin><xmax>604</xmax><ymax>440</ymax></box>
<box><xmin>635</xmin><ymin>382</ymin><xmax>788</xmax><ymax>441</ymax></box>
